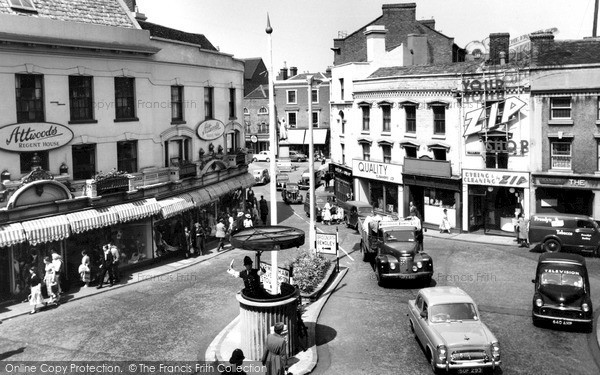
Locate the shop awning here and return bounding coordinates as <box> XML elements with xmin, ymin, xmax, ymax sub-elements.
<box><xmin>206</xmin><ymin>182</ymin><xmax>229</xmax><ymax>200</ymax></box>
<box><xmin>65</xmin><ymin>208</ymin><xmax>119</xmax><ymax>234</ymax></box>
<box><xmin>0</xmin><ymin>222</ymin><xmax>26</xmax><ymax>248</ymax></box>
<box><xmin>285</xmin><ymin>129</ymin><xmax>306</xmax><ymax>145</ymax></box>
<box><xmin>22</xmin><ymin>215</ymin><xmax>71</xmax><ymax>245</ymax></box>
<box><xmin>312</xmin><ymin>129</ymin><xmax>328</xmax><ymax>145</ymax></box>
<box><xmin>109</xmin><ymin>198</ymin><xmax>161</xmax><ymax>223</ymax></box>
<box><xmin>188</xmin><ymin>189</ymin><xmax>214</xmax><ymax>206</ymax></box>
<box><xmin>238</xmin><ymin>173</ymin><xmax>256</xmax><ymax>189</ymax></box>
<box><xmin>157</xmin><ymin>195</ymin><xmax>196</xmax><ymax>219</ymax></box>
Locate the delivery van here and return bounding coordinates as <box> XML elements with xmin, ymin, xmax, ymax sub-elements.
<box><xmin>529</xmin><ymin>213</ymin><xmax>600</xmax><ymax>257</ymax></box>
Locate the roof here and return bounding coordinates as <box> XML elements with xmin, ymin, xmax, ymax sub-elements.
<box><xmin>539</xmin><ymin>253</ymin><xmax>586</xmax><ymax>266</ymax></box>
<box><xmin>241</xmin><ymin>58</ymin><xmax>263</xmax><ymax>79</ymax></box>
<box><xmin>0</xmin><ymin>0</ymin><xmax>135</xmax><ymax>28</ymax></box>
<box><xmin>245</xmin><ymin>84</ymin><xmax>269</xmax><ymax>99</ymax></box>
<box><xmin>286</xmin><ymin>72</ymin><xmax>330</xmax><ymax>82</ymax></box>
<box><xmin>535</xmin><ymin>39</ymin><xmax>600</xmax><ymax>66</ymax></box>
<box><xmin>531</xmin><ymin>213</ymin><xmax>593</xmax><ymax>220</ymax></box>
<box><xmin>137</xmin><ymin>20</ymin><xmax>217</xmax><ymax>51</ymax></box>
<box><xmin>420</xmin><ymin>286</ymin><xmax>475</xmax><ymax>306</ymax></box>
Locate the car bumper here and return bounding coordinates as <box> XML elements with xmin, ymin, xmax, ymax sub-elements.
<box><xmin>532</xmin><ymin>311</ymin><xmax>593</xmax><ymax>324</ymax></box>
<box><xmin>380</xmin><ymin>271</ymin><xmax>432</xmax><ymax>280</ymax></box>
<box><xmin>436</xmin><ymin>360</ymin><xmax>501</xmax><ymax>371</ymax></box>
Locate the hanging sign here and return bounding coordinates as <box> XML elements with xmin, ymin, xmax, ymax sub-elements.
<box><xmin>0</xmin><ymin>122</ymin><xmax>73</xmax><ymax>152</ymax></box>
<box><xmin>196</xmin><ymin>119</ymin><xmax>225</xmax><ymax>140</ymax></box>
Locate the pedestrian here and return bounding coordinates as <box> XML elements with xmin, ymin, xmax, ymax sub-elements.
<box><xmin>251</xmin><ymin>204</ymin><xmax>260</xmax><ymax>226</ymax></box>
<box><xmin>439</xmin><ymin>208</ymin><xmax>451</xmax><ymax>234</ymax></box>
<box><xmin>259</xmin><ymin>196</ymin><xmax>269</xmax><ymax>225</ymax></box>
<box><xmin>514</xmin><ymin>207</ymin><xmax>522</xmax><ymax>244</ymax></box>
<box><xmin>222</xmin><ymin>348</ymin><xmax>247</xmax><ymax>375</ymax></box>
<box><xmin>322</xmin><ymin>199</ymin><xmax>332</xmax><ymax>225</ymax></box>
<box><xmin>51</xmin><ymin>251</ymin><xmax>64</xmax><ymax>295</ymax></box>
<box><xmin>78</xmin><ymin>250</ymin><xmax>91</xmax><ymax>288</ymax></box>
<box><xmin>193</xmin><ymin>221</ymin><xmax>206</xmax><ymax>255</ymax></box>
<box><xmin>411</xmin><ymin>215</ymin><xmax>424</xmax><ymax>253</ymax></box>
<box><xmin>409</xmin><ymin>201</ymin><xmax>421</xmax><ymax>220</ymax></box>
<box><xmin>518</xmin><ymin>214</ymin><xmax>530</xmax><ymax>248</ymax></box>
<box><xmin>247</xmin><ymin>187</ymin><xmax>255</xmax><ymax>205</ymax></box>
<box><xmin>227</xmin><ymin>255</ymin><xmax>266</xmax><ymax>298</ymax></box>
<box><xmin>243</xmin><ymin>213</ymin><xmax>254</xmax><ymax>228</ymax></box>
<box><xmin>28</xmin><ymin>266</ymin><xmax>43</xmax><ymax>314</ymax></box>
<box><xmin>261</xmin><ymin>322</ymin><xmax>288</xmax><ymax>375</ymax></box>
<box><xmin>183</xmin><ymin>226</ymin><xmax>193</xmax><ymax>258</ymax></box>
<box><xmin>110</xmin><ymin>244</ymin><xmax>121</xmax><ymax>283</ymax></box>
<box><xmin>216</xmin><ymin>219</ymin><xmax>227</xmax><ymax>252</ymax></box>
<box><xmin>97</xmin><ymin>245</ymin><xmax>115</xmax><ymax>289</ymax></box>
<box><xmin>43</xmin><ymin>256</ymin><xmax>58</xmax><ymax>303</ymax></box>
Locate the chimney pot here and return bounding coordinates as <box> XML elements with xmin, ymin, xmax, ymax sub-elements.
<box><xmin>488</xmin><ymin>32</ymin><xmax>510</xmax><ymax>65</ymax></box>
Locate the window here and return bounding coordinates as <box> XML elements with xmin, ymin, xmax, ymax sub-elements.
<box><xmin>229</xmin><ymin>88</ymin><xmax>236</xmax><ymax>119</ymax></box>
<box><xmin>382</xmin><ymin>145</ymin><xmax>391</xmax><ymax>163</ymax></box>
<box><xmin>72</xmin><ymin>144</ymin><xmax>96</xmax><ymax>180</ymax></box>
<box><xmin>551</xmin><ymin>141</ymin><xmax>571</xmax><ymax>169</ymax></box>
<box><xmin>341</xmin><ymin>144</ymin><xmax>345</xmax><ymax>164</ymax></box>
<box><xmin>117</xmin><ymin>140</ymin><xmax>138</xmax><ymax>173</ymax></box>
<box><xmin>550</xmin><ymin>97</ymin><xmax>571</xmax><ymax>119</ymax></box>
<box><xmin>164</xmin><ymin>138</ymin><xmax>191</xmax><ymax>167</ymax></box>
<box><xmin>312</xmin><ymin>112</ymin><xmax>319</xmax><ymax>128</ymax></box>
<box><xmin>69</xmin><ymin>76</ymin><xmax>94</xmax><ymax>122</ymax></box>
<box><xmin>598</xmin><ymin>97</ymin><xmax>600</xmax><ymax>120</ymax></box>
<box><xmin>433</xmin><ymin>106</ymin><xmax>445</xmax><ymax>134</ymax></box>
<box><xmin>405</xmin><ymin>105</ymin><xmax>416</xmax><ymax>133</ymax></box>
<box><xmin>287</xmin><ymin>90</ymin><xmax>297</xmax><ymax>104</ymax></box>
<box><xmin>433</xmin><ymin>148</ymin><xmax>446</xmax><ymax>161</ymax></box>
<box><xmin>9</xmin><ymin>0</ymin><xmax>37</xmax><ymax>12</ymax></box>
<box><xmin>312</xmin><ymin>89</ymin><xmax>319</xmax><ymax>103</ymax></box>
<box><xmin>20</xmin><ymin>151</ymin><xmax>49</xmax><ymax>174</ymax></box>
<box><xmin>339</xmin><ymin>78</ymin><xmax>344</xmax><ymax>101</ymax></box>
<box><xmin>114</xmin><ymin>77</ymin><xmax>135</xmax><ymax>120</ymax></box>
<box><xmin>381</xmin><ymin>104</ymin><xmax>391</xmax><ymax>132</ymax></box>
<box><xmin>16</xmin><ymin>74</ymin><xmax>44</xmax><ymax>123</ymax></box>
<box><xmin>258</xmin><ymin>106</ymin><xmax>268</xmax><ymax>115</ymax></box>
<box><xmin>598</xmin><ymin>142</ymin><xmax>600</xmax><ymax>171</ymax></box>
<box><xmin>243</xmin><ymin>107</ymin><xmax>249</xmax><ymax>115</ymax></box>
<box><xmin>405</xmin><ymin>145</ymin><xmax>417</xmax><ymax>158</ymax></box>
<box><xmin>287</xmin><ymin>112</ymin><xmax>297</xmax><ymax>128</ymax></box>
<box><xmin>485</xmin><ymin>137</ymin><xmax>508</xmax><ymax>169</ymax></box>
<box><xmin>204</xmin><ymin>87</ymin><xmax>214</xmax><ymax>119</ymax></box>
<box><xmin>362</xmin><ymin>143</ymin><xmax>370</xmax><ymax>161</ymax></box>
<box><xmin>361</xmin><ymin>105</ymin><xmax>370</xmax><ymax>131</ymax></box>
<box><xmin>168</xmin><ymin>86</ymin><xmax>184</xmax><ymax>122</ymax></box>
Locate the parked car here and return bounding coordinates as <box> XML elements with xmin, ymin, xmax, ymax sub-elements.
<box><xmin>531</xmin><ymin>253</ymin><xmax>593</xmax><ymax>332</ymax></box>
<box><xmin>252</xmin><ymin>168</ymin><xmax>270</xmax><ymax>185</ymax></box>
<box><xmin>252</xmin><ymin>151</ymin><xmax>270</xmax><ymax>162</ymax></box>
<box><xmin>529</xmin><ymin>213</ymin><xmax>600</xmax><ymax>256</ymax></box>
<box><xmin>289</xmin><ymin>150</ymin><xmax>307</xmax><ymax>162</ymax></box>
<box><xmin>337</xmin><ymin>200</ymin><xmax>374</xmax><ymax>230</ymax></box>
<box><xmin>276</xmin><ymin>173</ymin><xmax>290</xmax><ymax>191</ymax></box>
<box><xmin>304</xmin><ymin>190</ymin><xmax>336</xmax><ymax>221</ymax></box>
<box><xmin>298</xmin><ymin>169</ymin><xmax>322</xmax><ymax>189</ymax></box>
<box><xmin>408</xmin><ymin>286</ymin><xmax>501</xmax><ymax>374</ymax></box>
<box><xmin>282</xmin><ymin>182</ymin><xmax>303</xmax><ymax>204</ymax></box>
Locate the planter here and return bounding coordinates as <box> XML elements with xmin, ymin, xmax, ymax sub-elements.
<box><xmin>299</xmin><ymin>262</ymin><xmax>338</xmax><ymax>303</ymax></box>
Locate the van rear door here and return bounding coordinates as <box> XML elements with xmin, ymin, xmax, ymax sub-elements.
<box><xmin>575</xmin><ymin>219</ymin><xmax>600</xmax><ymax>252</ymax></box>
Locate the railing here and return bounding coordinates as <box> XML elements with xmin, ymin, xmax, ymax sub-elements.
<box><xmin>95</xmin><ymin>175</ymin><xmax>130</xmax><ymax>195</ymax></box>
<box><xmin>178</xmin><ymin>162</ymin><xmax>197</xmax><ymax>179</ymax></box>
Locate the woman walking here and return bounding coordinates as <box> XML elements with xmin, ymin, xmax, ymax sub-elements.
<box><xmin>79</xmin><ymin>250</ymin><xmax>91</xmax><ymax>288</ymax></box>
<box><xmin>439</xmin><ymin>208</ymin><xmax>451</xmax><ymax>234</ymax></box>
<box><xmin>28</xmin><ymin>266</ymin><xmax>43</xmax><ymax>314</ymax></box>
<box><xmin>43</xmin><ymin>256</ymin><xmax>58</xmax><ymax>304</ymax></box>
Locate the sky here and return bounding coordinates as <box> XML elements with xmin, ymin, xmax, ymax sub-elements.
<box><xmin>136</xmin><ymin>0</ymin><xmax>598</xmax><ymax>73</ymax></box>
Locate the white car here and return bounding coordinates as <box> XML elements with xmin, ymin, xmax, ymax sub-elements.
<box><xmin>252</xmin><ymin>151</ymin><xmax>270</xmax><ymax>162</ymax></box>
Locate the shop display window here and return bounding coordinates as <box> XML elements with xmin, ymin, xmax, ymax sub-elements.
<box><xmin>424</xmin><ymin>188</ymin><xmax>455</xmax><ymax>209</ymax></box>
<box><xmin>110</xmin><ymin>222</ymin><xmax>152</xmax><ymax>265</ymax></box>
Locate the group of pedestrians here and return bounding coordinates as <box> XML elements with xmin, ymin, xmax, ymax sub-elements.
<box><xmin>28</xmin><ymin>250</ymin><xmax>64</xmax><ymax>314</ymax></box>
<box><xmin>322</xmin><ymin>198</ymin><xmax>343</xmax><ymax>225</ymax></box>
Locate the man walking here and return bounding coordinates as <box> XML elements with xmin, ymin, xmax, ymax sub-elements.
<box><xmin>97</xmin><ymin>245</ymin><xmax>115</xmax><ymax>289</ymax></box>
<box><xmin>193</xmin><ymin>221</ymin><xmax>206</xmax><ymax>255</ymax></box>
<box><xmin>259</xmin><ymin>196</ymin><xmax>269</xmax><ymax>225</ymax></box>
<box><xmin>262</xmin><ymin>322</ymin><xmax>288</xmax><ymax>375</ymax></box>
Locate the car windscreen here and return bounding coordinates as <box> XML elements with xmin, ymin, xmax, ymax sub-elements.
<box><xmin>358</xmin><ymin>207</ymin><xmax>373</xmax><ymax>214</ymax></box>
<box><xmin>429</xmin><ymin>303</ymin><xmax>479</xmax><ymax>322</ymax></box>
<box><xmin>540</xmin><ymin>270</ymin><xmax>584</xmax><ymax>288</ymax></box>
<box><xmin>384</xmin><ymin>230</ymin><xmax>413</xmax><ymax>242</ymax></box>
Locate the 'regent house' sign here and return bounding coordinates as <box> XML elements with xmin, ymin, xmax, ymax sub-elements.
<box><xmin>0</xmin><ymin>122</ymin><xmax>74</xmax><ymax>152</ymax></box>
<box><xmin>196</xmin><ymin>119</ymin><xmax>225</xmax><ymax>141</ymax></box>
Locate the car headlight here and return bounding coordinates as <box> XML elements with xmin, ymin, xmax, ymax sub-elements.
<box><xmin>417</xmin><ymin>261</ymin><xmax>423</xmax><ymax>268</ymax></box>
<box><xmin>389</xmin><ymin>262</ymin><xmax>396</xmax><ymax>269</ymax></box>
<box><xmin>491</xmin><ymin>342</ymin><xmax>500</xmax><ymax>361</ymax></box>
<box><xmin>535</xmin><ymin>298</ymin><xmax>543</xmax><ymax>307</ymax></box>
<box><xmin>437</xmin><ymin>345</ymin><xmax>447</xmax><ymax>362</ymax></box>
<box><xmin>412</xmin><ymin>265</ymin><xmax>418</xmax><ymax>272</ymax></box>
<box><xmin>582</xmin><ymin>302</ymin><xmax>590</xmax><ymax>312</ymax></box>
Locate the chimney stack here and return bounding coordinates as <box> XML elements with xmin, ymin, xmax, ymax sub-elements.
<box><xmin>419</xmin><ymin>19</ymin><xmax>435</xmax><ymax>30</ymax></box>
<box><xmin>488</xmin><ymin>33</ymin><xmax>510</xmax><ymax>65</ymax></box>
<box><xmin>382</xmin><ymin>3</ymin><xmax>416</xmax><ymax>22</ymax></box>
<box><xmin>123</xmin><ymin>0</ymin><xmax>136</xmax><ymax>12</ymax></box>
<box><xmin>529</xmin><ymin>32</ymin><xmax>555</xmax><ymax>66</ymax></box>
<box><xmin>289</xmin><ymin>67</ymin><xmax>298</xmax><ymax>77</ymax></box>
<box><xmin>279</xmin><ymin>67</ymin><xmax>288</xmax><ymax>80</ymax></box>
<box><xmin>364</xmin><ymin>25</ymin><xmax>387</xmax><ymax>62</ymax></box>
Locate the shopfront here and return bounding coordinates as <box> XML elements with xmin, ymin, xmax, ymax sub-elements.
<box><xmin>330</xmin><ymin>163</ymin><xmax>353</xmax><ymax>202</ymax></box>
<box><xmin>462</xmin><ymin>169</ymin><xmax>530</xmax><ymax>234</ymax></box>
<box><xmin>532</xmin><ymin>174</ymin><xmax>598</xmax><ymax>217</ymax></box>
<box><xmin>352</xmin><ymin>159</ymin><xmax>402</xmax><ymax>215</ymax></box>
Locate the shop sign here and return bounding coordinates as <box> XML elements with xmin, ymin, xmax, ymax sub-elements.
<box><xmin>535</xmin><ymin>176</ymin><xmax>600</xmax><ymax>189</ymax></box>
<box><xmin>260</xmin><ymin>262</ymin><xmax>290</xmax><ymax>292</ymax></box>
<box><xmin>332</xmin><ymin>164</ymin><xmax>352</xmax><ymax>178</ymax></box>
<box><xmin>462</xmin><ymin>169</ymin><xmax>529</xmax><ymax>187</ymax></box>
<box><xmin>463</xmin><ymin>96</ymin><xmax>526</xmax><ymax>137</ymax></box>
<box><xmin>316</xmin><ymin>232</ymin><xmax>337</xmax><ymax>255</ymax></box>
<box><xmin>352</xmin><ymin>159</ymin><xmax>402</xmax><ymax>183</ymax></box>
<box><xmin>196</xmin><ymin>119</ymin><xmax>225</xmax><ymax>140</ymax></box>
<box><xmin>0</xmin><ymin>122</ymin><xmax>73</xmax><ymax>152</ymax></box>
<box><xmin>250</xmin><ymin>135</ymin><xmax>258</xmax><ymax>143</ymax></box>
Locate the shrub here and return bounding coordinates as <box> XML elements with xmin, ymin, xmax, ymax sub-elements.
<box><xmin>290</xmin><ymin>249</ymin><xmax>332</xmax><ymax>294</ymax></box>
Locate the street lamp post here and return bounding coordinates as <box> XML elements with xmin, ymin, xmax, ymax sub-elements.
<box><xmin>307</xmin><ymin>75</ymin><xmax>316</xmax><ymax>250</ymax></box>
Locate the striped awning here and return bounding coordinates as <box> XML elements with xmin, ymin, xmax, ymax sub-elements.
<box><xmin>0</xmin><ymin>222</ymin><xmax>26</xmax><ymax>248</ymax></box>
<box><xmin>206</xmin><ymin>182</ymin><xmax>229</xmax><ymax>200</ymax></box>
<box><xmin>22</xmin><ymin>215</ymin><xmax>71</xmax><ymax>245</ymax></box>
<box><xmin>157</xmin><ymin>194</ymin><xmax>196</xmax><ymax>219</ymax></box>
<box><xmin>188</xmin><ymin>189</ymin><xmax>214</xmax><ymax>206</ymax></box>
<box><xmin>66</xmin><ymin>208</ymin><xmax>119</xmax><ymax>234</ymax></box>
<box><xmin>238</xmin><ymin>173</ymin><xmax>256</xmax><ymax>189</ymax></box>
<box><xmin>109</xmin><ymin>198</ymin><xmax>161</xmax><ymax>223</ymax></box>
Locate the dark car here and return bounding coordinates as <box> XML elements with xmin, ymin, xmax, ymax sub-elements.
<box><xmin>282</xmin><ymin>182</ymin><xmax>303</xmax><ymax>204</ymax></box>
<box><xmin>531</xmin><ymin>253</ymin><xmax>593</xmax><ymax>332</ymax></box>
<box><xmin>289</xmin><ymin>150</ymin><xmax>307</xmax><ymax>162</ymax></box>
<box><xmin>276</xmin><ymin>173</ymin><xmax>290</xmax><ymax>191</ymax></box>
<box><xmin>337</xmin><ymin>200</ymin><xmax>374</xmax><ymax>230</ymax></box>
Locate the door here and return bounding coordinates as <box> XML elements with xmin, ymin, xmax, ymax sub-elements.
<box><xmin>575</xmin><ymin>219</ymin><xmax>598</xmax><ymax>251</ymax></box>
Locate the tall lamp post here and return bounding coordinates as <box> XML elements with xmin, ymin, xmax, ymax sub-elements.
<box><xmin>307</xmin><ymin>75</ymin><xmax>316</xmax><ymax>249</ymax></box>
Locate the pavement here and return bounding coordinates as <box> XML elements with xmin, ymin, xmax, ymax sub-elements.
<box><xmin>1</xmin><ymin>229</ymin><xmax>597</xmax><ymax>374</ymax></box>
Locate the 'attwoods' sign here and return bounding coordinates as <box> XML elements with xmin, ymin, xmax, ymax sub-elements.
<box><xmin>0</xmin><ymin>122</ymin><xmax>74</xmax><ymax>152</ymax></box>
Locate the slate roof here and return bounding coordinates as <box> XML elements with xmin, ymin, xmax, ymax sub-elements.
<box><xmin>286</xmin><ymin>72</ymin><xmax>330</xmax><ymax>82</ymax></box>
<box><xmin>241</xmin><ymin>58</ymin><xmax>264</xmax><ymax>80</ymax></box>
<box><xmin>0</xmin><ymin>0</ymin><xmax>135</xmax><ymax>28</ymax></box>
<box><xmin>368</xmin><ymin>60</ymin><xmax>531</xmax><ymax>79</ymax></box>
<box><xmin>245</xmin><ymin>84</ymin><xmax>269</xmax><ymax>99</ymax></box>
<box><xmin>535</xmin><ymin>39</ymin><xmax>600</xmax><ymax>66</ymax></box>
<box><xmin>138</xmin><ymin>20</ymin><xmax>217</xmax><ymax>51</ymax></box>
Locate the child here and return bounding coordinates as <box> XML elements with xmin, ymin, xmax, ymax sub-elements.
<box><xmin>28</xmin><ymin>266</ymin><xmax>43</xmax><ymax>314</ymax></box>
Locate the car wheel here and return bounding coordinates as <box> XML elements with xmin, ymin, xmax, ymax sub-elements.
<box><xmin>409</xmin><ymin>319</ymin><xmax>416</xmax><ymax>336</ymax></box>
<box><xmin>376</xmin><ymin>268</ymin><xmax>385</xmax><ymax>287</ymax></box>
<box><xmin>252</xmin><ymin>158</ymin><xmax>257</xmax><ymax>162</ymax></box>
<box><xmin>266</xmin><ymin>157</ymin><xmax>270</xmax><ymax>162</ymax></box>
<box><xmin>543</xmin><ymin>238</ymin><xmax>561</xmax><ymax>253</ymax></box>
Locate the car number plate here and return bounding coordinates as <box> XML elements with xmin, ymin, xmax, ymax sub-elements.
<box><xmin>400</xmin><ymin>258</ymin><xmax>407</xmax><ymax>265</ymax></box>
<box><xmin>552</xmin><ymin>319</ymin><xmax>573</xmax><ymax>326</ymax></box>
<box><xmin>458</xmin><ymin>368</ymin><xmax>483</xmax><ymax>374</ymax></box>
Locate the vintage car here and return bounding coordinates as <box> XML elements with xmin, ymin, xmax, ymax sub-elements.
<box><xmin>289</xmin><ymin>150</ymin><xmax>307</xmax><ymax>162</ymax></box>
<box><xmin>531</xmin><ymin>253</ymin><xmax>593</xmax><ymax>332</ymax></box>
<box><xmin>276</xmin><ymin>173</ymin><xmax>290</xmax><ymax>191</ymax></box>
<box><xmin>298</xmin><ymin>169</ymin><xmax>322</xmax><ymax>189</ymax></box>
<box><xmin>408</xmin><ymin>286</ymin><xmax>501</xmax><ymax>374</ymax></box>
<box><xmin>304</xmin><ymin>190</ymin><xmax>336</xmax><ymax>221</ymax></box>
<box><xmin>282</xmin><ymin>182</ymin><xmax>303</xmax><ymax>204</ymax></box>
<box><xmin>338</xmin><ymin>200</ymin><xmax>374</xmax><ymax>230</ymax></box>
<box><xmin>252</xmin><ymin>168</ymin><xmax>270</xmax><ymax>185</ymax></box>
<box><xmin>529</xmin><ymin>213</ymin><xmax>600</xmax><ymax>256</ymax></box>
<box><xmin>252</xmin><ymin>150</ymin><xmax>270</xmax><ymax>162</ymax></box>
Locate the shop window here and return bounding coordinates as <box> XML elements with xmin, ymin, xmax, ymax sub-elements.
<box><xmin>339</xmin><ymin>78</ymin><xmax>344</xmax><ymax>101</ymax></box>
<box><xmin>229</xmin><ymin>88</ymin><xmax>236</xmax><ymax>119</ymax></box>
<box><xmin>312</xmin><ymin>88</ymin><xmax>319</xmax><ymax>103</ymax></box>
<box><xmin>16</xmin><ymin>74</ymin><xmax>44</xmax><ymax>123</ymax></box>
<box><xmin>361</xmin><ymin>105</ymin><xmax>370</xmax><ymax>131</ymax></box>
<box><xmin>19</xmin><ymin>151</ymin><xmax>49</xmax><ymax>174</ymax></box>
<box><xmin>69</xmin><ymin>75</ymin><xmax>94</xmax><ymax>122</ymax></box>
<box><xmin>381</xmin><ymin>104</ymin><xmax>391</xmax><ymax>132</ymax></box>
<box><xmin>114</xmin><ymin>77</ymin><xmax>136</xmax><ymax>120</ymax></box>
<box><xmin>550</xmin><ymin>97</ymin><xmax>571</xmax><ymax>119</ymax></box>
<box><xmin>117</xmin><ymin>140</ymin><xmax>138</xmax><ymax>173</ymax></box>
<box><xmin>404</xmin><ymin>145</ymin><xmax>417</xmax><ymax>158</ymax></box>
<box><xmin>551</xmin><ymin>141</ymin><xmax>572</xmax><ymax>169</ymax></box>
<box><xmin>370</xmin><ymin>183</ymin><xmax>383</xmax><ymax>210</ymax></box>
<box><xmin>72</xmin><ymin>144</ymin><xmax>96</xmax><ymax>180</ymax></box>
<box><xmin>432</xmin><ymin>148</ymin><xmax>446</xmax><ymax>161</ymax></box>
<box><xmin>405</xmin><ymin>105</ymin><xmax>416</xmax><ymax>133</ymax></box>
<box><xmin>164</xmin><ymin>138</ymin><xmax>191</xmax><ymax>167</ymax></box>
<box><xmin>385</xmin><ymin>183</ymin><xmax>398</xmax><ymax>213</ymax></box>
<box><xmin>258</xmin><ymin>106</ymin><xmax>268</xmax><ymax>115</ymax></box>
<box><xmin>382</xmin><ymin>145</ymin><xmax>392</xmax><ymax>163</ymax></box>
<box><xmin>433</xmin><ymin>105</ymin><xmax>445</xmax><ymax>134</ymax></box>
<box><xmin>171</xmin><ymin>86</ymin><xmax>184</xmax><ymax>122</ymax></box>
<box><xmin>287</xmin><ymin>112</ymin><xmax>297</xmax><ymax>128</ymax></box>
<box><xmin>287</xmin><ymin>90</ymin><xmax>297</xmax><ymax>104</ymax></box>
<box><xmin>312</xmin><ymin>112</ymin><xmax>319</xmax><ymax>128</ymax></box>
<box><xmin>362</xmin><ymin>143</ymin><xmax>370</xmax><ymax>161</ymax></box>
<box><xmin>425</xmin><ymin>188</ymin><xmax>456</xmax><ymax>209</ymax></box>
<box><xmin>204</xmin><ymin>87</ymin><xmax>214</xmax><ymax>119</ymax></box>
